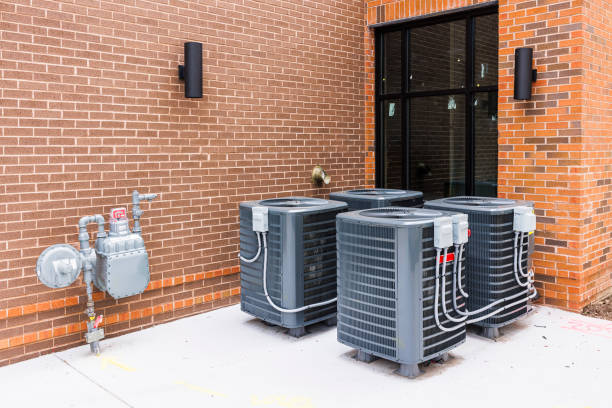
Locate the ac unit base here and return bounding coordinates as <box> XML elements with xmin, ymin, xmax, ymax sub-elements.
<box><xmin>352</xmin><ymin>350</ymin><xmax>452</xmax><ymax>378</ymax></box>
<box><xmin>470</xmin><ymin>305</ymin><xmax>534</xmax><ymax>339</ymax></box>
<box><xmin>240</xmin><ymin>303</ymin><xmax>337</xmax><ymax>332</ymax></box>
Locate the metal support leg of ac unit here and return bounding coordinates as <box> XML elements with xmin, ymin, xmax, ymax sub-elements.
<box><xmin>287</xmin><ymin>327</ymin><xmax>307</xmax><ymax>338</ymax></box>
<box><xmin>396</xmin><ymin>363</ymin><xmax>423</xmax><ymax>378</ymax></box>
<box><xmin>481</xmin><ymin>327</ymin><xmax>501</xmax><ymax>339</ymax></box>
<box><xmin>355</xmin><ymin>350</ymin><xmax>377</xmax><ymax>363</ymax></box>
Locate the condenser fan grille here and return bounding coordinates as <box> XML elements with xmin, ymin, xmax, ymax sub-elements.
<box><xmin>444</xmin><ymin>196</ymin><xmax>515</xmax><ymax>206</ymax></box>
<box><xmin>360</xmin><ymin>208</ymin><xmax>443</xmax><ymax>220</ymax></box>
<box><xmin>348</xmin><ymin>189</ymin><xmax>405</xmax><ymax>196</ymax></box>
<box><xmin>259</xmin><ymin>198</ymin><xmax>328</xmax><ymax>208</ymax></box>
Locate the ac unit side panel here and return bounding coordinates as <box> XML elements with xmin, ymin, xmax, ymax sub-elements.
<box><xmin>336</xmin><ymin>218</ymin><xmax>399</xmax><ymax>361</ymax></box>
<box><xmin>466</xmin><ymin>211</ymin><xmax>530</xmax><ymax>327</ymax></box>
<box><xmin>424</xmin><ymin>201</ymin><xmax>533</xmax><ymax>328</ymax></box>
<box><xmin>420</xmin><ymin>226</ymin><xmax>466</xmax><ymax>360</ymax></box>
<box><xmin>302</xmin><ymin>210</ymin><xmax>341</xmax><ymax>324</ymax></box>
<box><xmin>240</xmin><ymin>206</ymin><xmax>283</xmax><ymax>325</ymax></box>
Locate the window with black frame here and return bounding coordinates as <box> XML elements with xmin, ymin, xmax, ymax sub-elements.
<box><xmin>375</xmin><ymin>7</ymin><xmax>499</xmax><ymax>200</ymax></box>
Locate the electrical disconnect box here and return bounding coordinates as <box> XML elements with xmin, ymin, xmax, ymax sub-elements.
<box><xmin>513</xmin><ymin>206</ymin><xmax>536</xmax><ymax>233</ymax></box>
<box><xmin>251</xmin><ymin>206</ymin><xmax>269</xmax><ymax>233</ymax></box>
<box><xmin>35</xmin><ymin>190</ymin><xmax>157</xmax><ymax>354</ymax></box>
<box><xmin>434</xmin><ymin>217</ymin><xmax>453</xmax><ymax>249</ymax></box>
<box><xmin>452</xmin><ymin>214</ymin><xmax>469</xmax><ymax>245</ymax></box>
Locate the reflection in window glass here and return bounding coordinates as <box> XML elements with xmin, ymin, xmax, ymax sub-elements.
<box><xmin>474</xmin><ymin>92</ymin><xmax>498</xmax><ymax>197</ymax></box>
<box><xmin>474</xmin><ymin>14</ymin><xmax>498</xmax><ymax>87</ymax></box>
<box><xmin>382</xmin><ymin>31</ymin><xmax>402</xmax><ymax>94</ymax></box>
<box><xmin>383</xmin><ymin>100</ymin><xmax>403</xmax><ymax>189</ymax></box>
<box><xmin>409</xmin><ymin>95</ymin><xmax>465</xmax><ymax>200</ymax></box>
<box><xmin>410</xmin><ymin>21</ymin><xmax>465</xmax><ymax>91</ymax></box>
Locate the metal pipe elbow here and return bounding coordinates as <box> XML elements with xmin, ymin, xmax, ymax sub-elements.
<box><xmin>78</xmin><ymin>215</ymin><xmax>106</xmax><ymax>250</ymax></box>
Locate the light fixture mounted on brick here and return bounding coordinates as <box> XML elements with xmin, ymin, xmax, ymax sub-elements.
<box><xmin>514</xmin><ymin>47</ymin><xmax>537</xmax><ymax>100</ymax></box>
<box><xmin>178</xmin><ymin>42</ymin><xmax>203</xmax><ymax>98</ymax></box>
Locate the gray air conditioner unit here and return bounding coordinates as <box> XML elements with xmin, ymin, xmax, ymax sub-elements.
<box><xmin>239</xmin><ymin>197</ymin><xmax>348</xmax><ymax>337</ymax></box>
<box><xmin>336</xmin><ymin>207</ymin><xmax>467</xmax><ymax>378</ymax></box>
<box><xmin>330</xmin><ymin>188</ymin><xmax>423</xmax><ymax>211</ymax></box>
<box><xmin>424</xmin><ymin>196</ymin><xmax>537</xmax><ymax>339</ymax></box>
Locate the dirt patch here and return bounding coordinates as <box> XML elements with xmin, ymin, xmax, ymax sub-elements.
<box><xmin>582</xmin><ymin>294</ymin><xmax>612</xmax><ymax>321</ymax></box>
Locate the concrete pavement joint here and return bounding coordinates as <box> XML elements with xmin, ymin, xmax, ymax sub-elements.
<box><xmin>55</xmin><ymin>354</ymin><xmax>135</xmax><ymax>408</ymax></box>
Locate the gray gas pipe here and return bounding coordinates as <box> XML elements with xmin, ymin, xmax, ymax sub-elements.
<box><xmin>36</xmin><ymin>191</ymin><xmax>157</xmax><ymax>354</ymax></box>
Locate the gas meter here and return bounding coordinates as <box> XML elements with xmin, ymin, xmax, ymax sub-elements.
<box><xmin>35</xmin><ymin>190</ymin><xmax>157</xmax><ymax>354</ymax></box>
<box><xmin>94</xmin><ymin>207</ymin><xmax>150</xmax><ymax>299</ymax></box>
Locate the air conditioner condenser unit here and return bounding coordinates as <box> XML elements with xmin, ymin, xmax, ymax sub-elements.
<box><xmin>336</xmin><ymin>207</ymin><xmax>468</xmax><ymax>377</ymax></box>
<box><xmin>239</xmin><ymin>197</ymin><xmax>347</xmax><ymax>337</ymax></box>
<box><xmin>424</xmin><ymin>196</ymin><xmax>537</xmax><ymax>339</ymax></box>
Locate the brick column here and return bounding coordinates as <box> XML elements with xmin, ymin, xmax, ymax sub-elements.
<box><xmin>498</xmin><ymin>0</ymin><xmax>611</xmax><ymax>309</ymax></box>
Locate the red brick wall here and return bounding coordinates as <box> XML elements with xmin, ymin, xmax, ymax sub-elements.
<box><xmin>498</xmin><ymin>0</ymin><xmax>611</xmax><ymax>309</ymax></box>
<box><xmin>365</xmin><ymin>0</ymin><xmax>612</xmax><ymax>309</ymax></box>
<box><xmin>581</xmin><ymin>0</ymin><xmax>612</xmax><ymax>303</ymax></box>
<box><xmin>0</xmin><ymin>0</ymin><xmax>366</xmax><ymax>365</ymax></box>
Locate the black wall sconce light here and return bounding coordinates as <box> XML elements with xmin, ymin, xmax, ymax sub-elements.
<box><xmin>514</xmin><ymin>47</ymin><xmax>537</xmax><ymax>100</ymax></box>
<box><xmin>178</xmin><ymin>42</ymin><xmax>202</xmax><ymax>98</ymax></box>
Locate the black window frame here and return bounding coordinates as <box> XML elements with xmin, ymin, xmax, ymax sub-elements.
<box><xmin>374</xmin><ymin>4</ymin><xmax>499</xmax><ymax>196</ymax></box>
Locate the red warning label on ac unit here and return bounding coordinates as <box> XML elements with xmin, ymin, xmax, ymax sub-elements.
<box><xmin>438</xmin><ymin>253</ymin><xmax>455</xmax><ymax>263</ymax></box>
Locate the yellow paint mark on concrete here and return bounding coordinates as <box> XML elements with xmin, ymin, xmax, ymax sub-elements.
<box><xmin>174</xmin><ymin>380</ymin><xmax>228</xmax><ymax>399</ymax></box>
<box><xmin>97</xmin><ymin>356</ymin><xmax>136</xmax><ymax>372</ymax></box>
<box><xmin>251</xmin><ymin>394</ymin><xmax>315</xmax><ymax>408</ymax></box>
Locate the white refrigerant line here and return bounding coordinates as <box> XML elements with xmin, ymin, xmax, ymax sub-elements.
<box><xmin>239</xmin><ymin>231</ymin><xmax>337</xmax><ymax>314</ymax></box>
<box><xmin>516</xmin><ymin>232</ymin><xmax>531</xmax><ymax>278</ymax></box>
<box><xmin>451</xmin><ymin>242</ymin><xmax>531</xmax><ymax>317</ymax></box>
<box><xmin>440</xmin><ymin>247</ymin><xmax>468</xmax><ymax>323</ymax></box>
<box><xmin>239</xmin><ymin>232</ymin><xmax>262</xmax><ymax>263</ymax></box>
<box><xmin>433</xmin><ymin>247</ymin><xmax>467</xmax><ymax>332</ymax></box>
<box><xmin>456</xmin><ymin>244</ymin><xmax>469</xmax><ymax>298</ymax></box>
<box><xmin>513</xmin><ymin>231</ymin><xmax>535</xmax><ymax>288</ymax></box>
<box><xmin>434</xmin><ymin>234</ymin><xmax>539</xmax><ymax>332</ymax></box>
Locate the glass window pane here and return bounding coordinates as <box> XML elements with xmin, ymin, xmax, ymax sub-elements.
<box><xmin>381</xmin><ymin>31</ymin><xmax>402</xmax><ymax>94</ymax></box>
<box><xmin>409</xmin><ymin>21</ymin><xmax>466</xmax><ymax>91</ymax></box>
<box><xmin>383</xmin><ymin>99</ymin><xmax>403</xmax><ymax>188</ymax></box>
<box><xmin>409</xmin><ymin>95</ymin><xmax>465</xmax><ymax>199</ymax></box>
<box><xmin>474</xmin><ymin>14</ymin><xmax>498</xmax><ymax>87</ymax></box>
<box><xmin>474</xmin><ymin>91</ymin><xmax>498</xmax><ymax>197</ymax></box>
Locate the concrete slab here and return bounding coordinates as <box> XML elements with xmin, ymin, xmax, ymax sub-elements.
<box><xmin>0</xmin><ymin>353</ymin><xmax>125</xmax><ymax>407</ymax></box>
<box><xmin>0</xmin><ymin>305</ymin><xmax>610</xmax><ymax>408</ymax></box>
